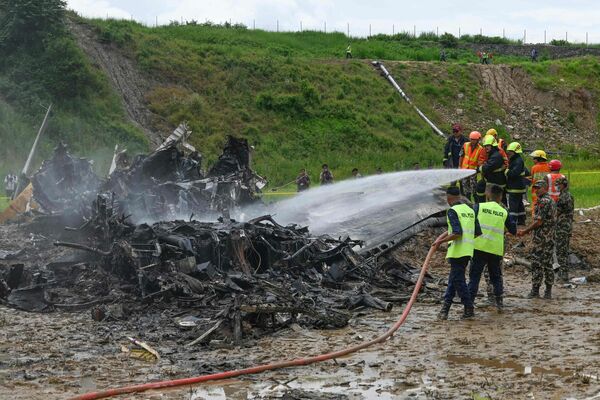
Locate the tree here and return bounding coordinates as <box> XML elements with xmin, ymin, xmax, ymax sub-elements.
<box><xmin>0</xmin><ymin>0</ymin><xmax>66</xmax><ymax>49</ymax></box>
<box><xmin>439</xmin><ymin>32</ymin><xmax>458</xmax><ymax>48</ymax></box>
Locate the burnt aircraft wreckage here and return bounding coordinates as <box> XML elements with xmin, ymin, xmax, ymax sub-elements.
<box><xmin>1</xmin><ymin>123</ymin><xmax>441</xmax><ymax>345</ymax></box>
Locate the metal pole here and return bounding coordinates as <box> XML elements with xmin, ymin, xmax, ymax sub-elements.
<box><xmin>413</xmin><ymin>24</ymin><xmax>416</xmax><ymax>37</ymax></box>
<box><xmin>586</xmin><ymin>32</ymin><xmax>588</xmax><ymax>46</ymax></box>
<box><xmin>480</xmin><ymin>27</ymin><xmax>482</xmax><ymax>35</ymax></box>
<box><xmin>503</xmin><ymin>28</ymin><xmax>505</xmax><ymax>38</ymax></box>
<box><xmin>566</xmin><ymin>31</ymin><xmax>568</xmax><ymax>42</ymax></box>
<box><xmin>300</xmin><ymin>21</ymin><xmax>302</xmax><ymax>32</ymax></box>
<box><xmin>523</xmin><ymin>29</ymin><xmax>526</xmax><ymax>43</ymax></box>
<box><xmin>459</xmin><ymin>27</ymin><xmax>461</xmax><ymax>38</ymax></box>
<box><xmin>544</xmin><ymin>30</ymin><xmax>546</xmax><ymax>44</ymax></box>
<box><xmin>369</xmin><ymin>24</ymin><xmax>371</xmax><ymax>37</ymax></box>
<box><xmin>253</xmin><ymin>19</ymin><xmax>255</xmax><ymax>30</ymax></box>
<box><xmin>392</xmin><ymin>24</ymin><xmax>395</xmax><ymax>35</ymax></box>
<box><xmin>436</xmin><ymin>26</ymin><xmax>439</xmax><ymax>37</ymax></box>
<box><xmin>155</xmin><ymin>16</ymin><xmax>157</xmax><ymax>27</ymax></box>
<box><xmin>277</xmin><ymin>20</ymin><xmax>279</xmax><ymax>32</ymax></box>
<box><xmin>347</xmin><ymin>22</ymin><xmax>349</xmax><ymax>37</ymax></box>
<box><xmin>324</xmin><ymin>21</ymin><xmax>326</xmax><ymax>33</ymax></box>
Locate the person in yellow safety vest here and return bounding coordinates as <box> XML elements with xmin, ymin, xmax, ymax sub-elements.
<box><xmin>458</xmin><ymin>131</ymin><xmax>483</xmax><ymax>202</ymax></box>
<box><xmin>486</xmin><ymin>129</ymin><xmax>507</xmax><ymax>151</ymax></box>
<box><xmin>505</xmin><ymin>142</ymin><xmax>528</xmax><ymax>225</ymax></box>
<box><xmin>467</xmin><ymin>184</ymin><xmax>517</xmax><ymax>312</ymax></box>
<box><xmin>433</xmin><ymin>186</ymin><xmax>482</xmax><ymax>320</ymax></box>
<box><xmin>528</xmin><ymin>150</ymin><xmax>550</xmax><ymax>217</ymax></box>
<box><xmin>346</xmin><ymin>44</ymin><xmax>352</xmax><ymax>59</ymax></box>
<box><xmin>546</xmin><ymin>159</ymin><xmax>565</xmax><ymax>202</ymax></box>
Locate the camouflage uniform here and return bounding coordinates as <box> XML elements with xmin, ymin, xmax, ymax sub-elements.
<box><xmin>531</xmin><ymin>192</ymin><xmax>557</xmax><ymax>288</ymax></box>
<box><xmin>555</xmin><ymin>181</ymin><xmax>574</xmax><ymax>280</ymax></box>
<box><xmin>460</xmin><ymin>175</ymin><xmax>478</xmax><ymax>203</ymax></box>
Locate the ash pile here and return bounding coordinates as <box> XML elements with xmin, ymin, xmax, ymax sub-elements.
<box><xmin>0</xmin><ymin>124</ymin><xmax>432</xmax><ymax>345</ymax></box>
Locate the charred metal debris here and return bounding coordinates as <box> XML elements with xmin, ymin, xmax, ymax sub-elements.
<box><xmin>1</xmin><ymin>124</ymin><xmax>432</xmax><ymax>345</ymax></box>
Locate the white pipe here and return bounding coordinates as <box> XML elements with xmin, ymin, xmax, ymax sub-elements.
<box><xmin>373</xmin><ymin>61</ymin><xmax>446</xmax><ymax>138</ymax></box>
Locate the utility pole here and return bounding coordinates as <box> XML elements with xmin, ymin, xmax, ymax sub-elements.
<box><xmin>155</xmin><ymin>16</ymin><xmax>157</xmax><ymax>27</ymax></box>
<box><xmin>277</xmin><ymin>20</ymin><xmax>279</xmax><ymax>32</ymax></box>
<box><xmin>480</xmin><ymin>27</ymin><xmax>482</xmax><ymax>35</ymax></box>
<box><xmin>503</xmin><ymin>28</ymin><xmax>505</xmax><ymax>38</ymax></box>
<box><xmin>347</xmin><ymin>22</ymin><xmax>349</xmax><ymax>37</ymax></box>
<box><xmin>392</xmin><ymin>24</ymin><xmax>395</xmax><ymax>35</ymax></box>
<box><xmin>544</xmin><ymin>30</ymin><xmax>546</xmax><ymax>44</ymax></box>
<box><xmin>523</xmin><ymin>29</ymin><xmax>526</xmax><ymax>43</ymax></box>
<box><xmin>369</xmin><ymin>24</ymin><xmax>371</xmax><ymax>37</ymax></box>
<box><xmin>300</xmin><ymin>21</ymin><xmax>302</xmax><ymax>32</ymax></box>
<box><xmin>586</xmin><ymin>32</ymin><xmax>589</xmax><ymax>46</ymax></box>
<box><xmin>566</xmin><ymin>31</ymin><xmax>568</xmax><ymax>42</ymax></box>
<box><xmin>459</xmin><ymin>27</ymin><xmax>461</xmax><ymax>38</ymax></box>
<box><xmin>436</xmin><ymin>26</ymin><xmax>439</xmax><ymax>37</ymax></box>
<box><xmin>253</xmin><ymin>19</ymin><xmax>255</xmax><ymax>30</ymax></box>
<box><xmin>413</xmin><ymin>24</ymin><xmax>416</xmax><ymax>37</ymax></box>
<box><xmin>324</xmin><ymin>21</ymin><xmax>326</xmax><ymax>33</ymax></box>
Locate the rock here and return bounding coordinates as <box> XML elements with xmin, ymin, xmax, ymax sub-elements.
<box><xmin>455</xmin><ymin>108</ymin><xmax>463</xmax><ymax>115</ymax></box>
<box><xmin>530</xmin><ymin>112</ymin><xmax>539</xmax><ymax>119</ymax></box>
<box><xmin>533</xmin><ymin>105</ymin><xmax>542</xmax><ymax>111</ymax></box>
<box><xmin>513</xmin><ymin>133</ymin><xmax>521</xmax><ymax>139</ymax></box>
<box><xmin>534</xmin><ymin>122</ymin><xmax>544</xmax><ymax>130</ymax></box>
<box><xmin>457</xmin><ymin>93</ymin><xmax>464</xmax><ymax>99</ymax></box>
<box><xmin>507</xmin><ymin>125</ymin><xmax>515</xmax><ymax>131</ymax></box>
<box><xmin>495</xmin><ymin>119</ymin><xmax>502</xmax><ymax>126</ymax></box>
<box><xmin>568</xmin><ymin>253</ymin><xmax>582</xmax><ymax>266</ymax></box>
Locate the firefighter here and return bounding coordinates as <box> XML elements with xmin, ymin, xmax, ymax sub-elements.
<box><xmin>505</xmin><ymin>142</ymin><xmax>527</xmax><ymax>225</ymax></box>
<box><xmin>486</xmin><ymin>128</ymin><xmax>506</xmax><ymax>151</ymax></box>
<box><xmin>528</xmin><ymin>150</ymin><xmax>550</xmax><ymax>217</ymax></box>
<box><xmin>546</xmin><ymin>159</ymin><xmax>565</xmax><ymax>202</ymax></box>
<box><xmin>475</xmin><ymin>135</ymin><xmax>506</xmax><ymax>203</ymax></box>
<box><xmin>458</xmin><ymin>131</ymin><xmax>483</xmax><ymax>202</ymax></box>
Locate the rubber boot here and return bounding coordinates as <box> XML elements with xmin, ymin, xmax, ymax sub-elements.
<box><xmin>526</xmin><ymin>286</ymin><xmax>540</xmax><ymax>299</ymax></box>
<box><xmin>544</xmin><ymin>285</ymin><xmax>552</xmax><ymax>299</ymax></box>
<box><xmin>495</xmin><ymin>296</ymin><xmax>504</xmax><ymax>313</ymax></box>
<box><xmin>461</xmin><ymin>306</ymin><xmax>475</xmax><ymax>319</ymax></box>
<box><xmin>437</xmin><ymin>302</ymin><xmax>451</xmax><ymax>320</ymax></box>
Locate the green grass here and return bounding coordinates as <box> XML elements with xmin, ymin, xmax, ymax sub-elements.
<box><xmin>0</xmin><ymin>196</ymin><xmax>9</xmax><ymax>211</ymax></box>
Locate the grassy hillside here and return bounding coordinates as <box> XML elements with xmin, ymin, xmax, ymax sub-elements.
<box><xmin>0</xmin><ymin>1</ymin><xmax>149</xmax><ymax>180</ymax></box>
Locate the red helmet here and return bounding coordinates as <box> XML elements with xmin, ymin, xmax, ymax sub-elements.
<box><xmin>469</xmin><ymin>131</ymin><xmax>482</xmax><ymax>140</ymax></box>
<box><xmin>549</xmin><ymin>159</ymin><xmax>562</xmax><ymax>171</ymax></box>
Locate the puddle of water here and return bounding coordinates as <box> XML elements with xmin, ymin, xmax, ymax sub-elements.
<box><xmin>447</xmin><ymin>355</ymin><xmax>570</xmax><ymax>377</ymax></box>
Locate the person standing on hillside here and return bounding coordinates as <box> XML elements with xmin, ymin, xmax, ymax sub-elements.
<box><xmin>528</xmin><ymin>150</ymin><xmax>550</xmax><ymax>217</ymax></box>
<box><xmin>433</xmin><ymin>186</ymin><xmax>481</xmax><ymax>320</ymax></box>
<box><xmin>505</xmin><ymin>142</ymin><xmax>528</xmax><ymax>225</ymax></box>
<box><xmin>468</xmin><ymin>184</ymin><xmax>517</xmax><ymax>312</ymax></box>
<box><xmin>531</xmin><ymin>48</ymin><xmax>538</xmax><ymax>62</ymax></box>
<box><xmin>351</xmin><ymin>168</ymin><xmax>362</xmax><ymax>179</ymax></box>
<box><xmin>346</xmin><ymin>44</ymin><xmax>352</xmax><ymax>59</ymax></box>
<box><xmin>555</xmin><ymin>177</ymin><xmax>574</xmax><ymax>282</ymax></box>
<box><xmin>458</xmin><ymin>131</ymin><xmax>483</xmax><ymax>202</ymax></box>
<box><xmin>296</xmin><ymin>168</ymin><xmax>310</xmax><ymax>192</ymax></box>
<box><xmin>546</xmin><ymin>160</ymin><xmax>565</xmax><ymax>203</ymax></box>
<box><xmin>443</xmin><ymin>123</ymin><xmax>467</xmax><ymax>169</ymax></box>
<box><xmin>4</xmin><ymin>173</ymin><xmax>17</xmax><ymax>200</ymax></box>
<box><xmin>518</xmin><ymin>179</ymin><xmax>557</xmax><ymax>299</ymax></box>
<box><xmin>319</xmin><ymin>164</ymin><xmax>334</xmax><ymax>185</ymax></box>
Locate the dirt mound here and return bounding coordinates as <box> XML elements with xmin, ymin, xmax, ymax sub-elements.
<box><xmin>68</xmin><ymin>19</ymin><xmax>163</xmax><ymax>146</ymax></box>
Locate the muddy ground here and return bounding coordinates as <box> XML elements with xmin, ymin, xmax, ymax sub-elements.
<box><xmin>1</xmin><ymin>209</ymin><xmax>599</xmax><ymax>400</ymax></box>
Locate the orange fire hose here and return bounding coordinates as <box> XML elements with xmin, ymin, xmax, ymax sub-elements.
<box><xmin>71</xmin><ymin>244</ymin><xmax>439</xmax><ymax>400</ymax></box>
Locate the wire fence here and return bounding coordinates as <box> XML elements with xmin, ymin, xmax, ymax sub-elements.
<box><xmin>88</xmin><ymin>12</ymin><xmax>600</xmax><ymax>46</ymax></box>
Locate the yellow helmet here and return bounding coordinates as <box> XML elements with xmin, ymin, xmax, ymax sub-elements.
<box><xmin>529</xmin><ymin>149</ymin><xmax>547</xmax><ymax>160</ymax></box>
<box><xmin>482</xmin><ymin>134</ymin><xmax>497</xmax><ymax>146</ymax></box>
<box><xmin>506</xmin><ymin>142</ymin><xmax>523</xmax><ymax>154</ymax></box>
<box><xmin>486</xmin><ymin>128</ymin><xmax>498</xmax><ymax>137</ymax></box>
